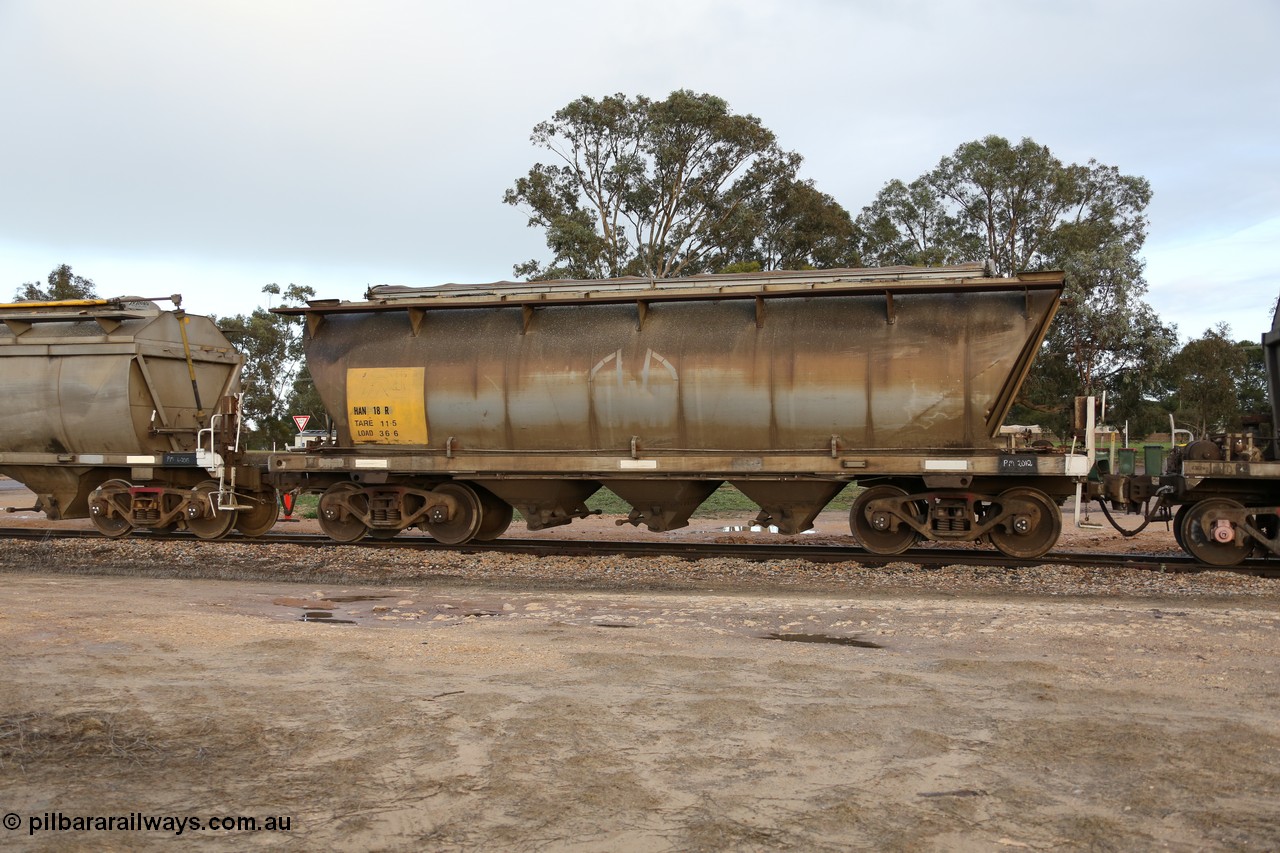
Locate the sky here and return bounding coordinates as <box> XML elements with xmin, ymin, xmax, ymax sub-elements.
<box><xmin>1</xmin><ymin>0</ymin><xmax>1277</xmax><ymax>342</ymax></box>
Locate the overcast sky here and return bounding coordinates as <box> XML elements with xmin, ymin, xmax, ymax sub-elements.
<box><xmin>2</xmin><ymin>0</ymin><xmax>1277</xmax><ymax>341</ymax></box>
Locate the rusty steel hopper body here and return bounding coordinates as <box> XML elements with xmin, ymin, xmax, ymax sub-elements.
<box><xmin>0</xmin><ymin>298</ymin><xmax>242</xmax><ymax>519</ymax></box>
<box><xmin>271</xmin><ymin>264</ymin><xmax>1082</xmax><ymax>548</ymax></box>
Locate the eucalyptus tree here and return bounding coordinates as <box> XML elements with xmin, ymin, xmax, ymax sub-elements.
<box><xmin>505</xmin><ymin>90</ymin><xmax>855</xmax><ymax>279</ymax></box>
<box><xmin>856</xmin><ymin>135</ymin><xmax>1175</xmax><ymax>434</ymax></box>
<box><xmin>216</xmin><ymin>283</ymin><xmax>321</xmax><ymax>449</ymax></box>
<box><xmin>14</xmin><ymin>264</ymin><xmax>97</xmax><ymax>301</ymax></box>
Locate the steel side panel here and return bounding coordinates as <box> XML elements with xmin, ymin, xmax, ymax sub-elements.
<box><xmin>304</xmin><ymin>290</ymin><xmax>1057</xmax><ymax>454</ymax></box>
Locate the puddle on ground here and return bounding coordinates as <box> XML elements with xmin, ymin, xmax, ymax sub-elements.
<box><xmin>324</xmin><ymin>595</ymin><xmax>392</xmax><ymax>603</ymax></box>
<box><xmin>592</xmin><ymin>622</ymin><xmax>639</xmax><ymax>629</ymax></box>
<box><xmin>763</xmin><ymin>633</ymin><xmax>882</xmax><ymax>648</ymax></box>
<box><xmin>300</xmin><ymin>611</ymin><xmax>356</xmax><ymax>624</ymax></box>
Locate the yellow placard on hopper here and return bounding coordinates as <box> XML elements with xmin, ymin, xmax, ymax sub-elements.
<box><xmin>346</xmin><ymin>367</ymin><xmax>428</xmax><ymax>445</ymax></box>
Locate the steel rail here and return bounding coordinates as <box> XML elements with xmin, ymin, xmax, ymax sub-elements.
<box><xmin>0</xmin><ymin>526</ymin><xmax>1275</xmax><ymax>577</ymax></box>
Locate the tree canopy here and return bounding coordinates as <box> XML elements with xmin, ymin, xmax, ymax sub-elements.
<box><xmin>14</xmin><ymin>264</ymin><xmax>97</xmax><ymax>301</ymax></box>
<box><xmin>215</xmin><ymin>283</ymin><xmax>323</xmax><ymax>449</ymax></box>
<box><xmin>855</xmin><ymin>135</ymin><xmax>1176</xmax><ymax>435</ymax></box>
<box><xmin>504</xmin><ymin>90</ymin><xmax>857</xmax><ymax>280</ymax></box>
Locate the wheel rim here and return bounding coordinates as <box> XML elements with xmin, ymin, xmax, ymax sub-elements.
<box><xmin>849</xmin><ymin>485</ymin><xmax>919</xmax><ymax>555</ymax></box>
<box><xmin>1172</xmin><ymin>504</ymin><xmax>1190</xmax><ymax>551</ymax></box>
<box><xmin>186</xmin><ymin>481</ymin><xmax>238</xmax><ymax>540</ymax></box>
<box><xmin>318</xmin><ymin>482</ymin><xmax>369</xmax><ymax>543</ymax></box>
<box><xmin>89</xmin><ymin>479</ymin><xmax>134</xmax><ymax>539</ymax></box>
<box><xmin>423</xmin><ymin>482</ymin><xmax>483</xmax><ymax>545</ymax></box>
<box><xmin>1179</xmin><ymin>498</ymin><xmax>1249</xmax><ymax>566</ymax></box>
<box><xmin>988</xmin><ymin>488</ymin><xmax>1061</xmax><ymax>559</ymax></box>
<box><xmin>234</xmin><ymin>491</ymin><xmax>280</xmax><ymax>538</ymax></box>
<box><xmin>474</xmin><ymin>488</ymin><xmax>514</xmax><ymax>541</ymax></box>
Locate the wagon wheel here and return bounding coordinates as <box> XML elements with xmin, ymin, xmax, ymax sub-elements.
<box><xmin>849</xmin><ymin>485</ymin><xmax>920</xmax><ymax>555</ymax></box>
<box><xmin>474</xmin><ymin>488</ymin><xmax>514</xmax><ymax>541</ymax></box>
<box><xmin>234</xmin><ymin>490</ymin><xmax>280</xmax><ymax>538</ymax></box>
<box><xmin>422</xmin><ymin>482</ymin><xmax>483</xmax><ymax>545</ymax></box>
<box><xmin>89</xmin><ymin>479</ymin><xmax>134</xmax><ymax>539</ymax></box>
<box><xmin>1179</xmin><ymin>498</ymin><xmax>1249</xmax><ymax>566</ymax></box>
<box><xmin>988</xmin><ymin>488</ymin><xmax>1061</xmax><ymax>559</ymax></box>
<box><xmin>318</xmin><ymin>482</ymin><xmax>370</xmax><ymax>543</ymax></box>
<box><xmin>1172</xmin><ymin>503</ymin><xmax>1190</xmax><ymax>552</ymax></box>
<box><xmin>186</xmin><ymin>480</ymin><xmax>239</xmax><ymax>540</ymax></box>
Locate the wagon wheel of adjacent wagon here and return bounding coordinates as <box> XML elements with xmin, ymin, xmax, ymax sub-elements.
<box><xmin>473</xmin><ymin>488</ymin><xmax>514</xmax><ymax>541</ymax></box>
<box><xmin>422</xmin><ymin>482</ymin><xmax>484</xmax><ymax>545</ymax></box>
<box><xmin>1178</xmin><ymin>498</ymin><xmax>1249</xmax><ymax>566</ymax></box>
<box><xmin>234</xmin><ymin>490</ymin><xmax>280</xmax><ymax>538</ymax></box>
<box><xmin>186</xmin><ymin>480</ymin><xmax>239</xmax><ymax>540</ymax></box>
<box><xmin>849</xmin><ymin>485</ymin><xmax>920</xmax><ymax>555</ymax></box>
<box><xmin>988</xmin><ymin>488</ymin><xmax>1061</xmax><ymax>560</ymax></box>
<box><xmin>89</xmin><ymin>479</ymin><xmax>134</xmax><ymax>539</ymax></box>
<box><xmin>318</xmin><ymin>482</ymin><xmax>370</xmax><ymax>543</ymax></box>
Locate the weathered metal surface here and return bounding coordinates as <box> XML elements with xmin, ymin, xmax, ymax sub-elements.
<box><xmin>1264</xmin><ymin>294</ymin><xmax>1280</xmax><ymax>444</ymax></box>
<box><xmin>0</xmin><ymin>299</ymin><xmax>242</xmax><ymax>516</ymax></box>
<box><xmin>288</xmin><ymin>266</ymin><xmax>1063</xmax><ymax>459</ymax></box>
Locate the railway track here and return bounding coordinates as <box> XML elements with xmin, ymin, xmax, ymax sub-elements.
<box><xmin>2</xmin><ymin>525</ymin><xmax>1277</xmax><ymax>577</ymax></box>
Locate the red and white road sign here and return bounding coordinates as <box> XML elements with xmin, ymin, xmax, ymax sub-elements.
<box><xmin>292</xmin><ymin>415</ymin><xmax>311</xmax><ymax>432</ymax></box>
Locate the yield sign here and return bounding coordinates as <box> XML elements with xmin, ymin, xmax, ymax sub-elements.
<box><xmin>292</xmin><ymin>415</ymin><xmax>311</xmax><ymax>432</ymax></box>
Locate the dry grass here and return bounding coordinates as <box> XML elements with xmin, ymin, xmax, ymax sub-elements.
<box><xmin>0</xmin><ymin>710</ymin><xmax>164</xmax><ymax>771</ymax></box>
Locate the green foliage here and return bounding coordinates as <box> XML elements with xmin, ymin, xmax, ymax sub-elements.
<box><xmin>14</xmin><ymin>264</ymin><xmax>97</xmax><ymax>301</ymax></box>
<box><xmin>1172</xmin><ymin>324</ymin><xmax>1247</xmax><ymax>436</ymax></box>
<box><xmin>856</xmin><ymin>177</ymin><xmax>978</xmax><ymax>267</ymax></box>
<box><xmin>505</xmin><ymin>90</ymin><xmax>856</xmax><ymax>280</ymax></box>
<box><xmin>216</xmin><ymin>283</ymin><xmax>320</xmax><ymax>449</ymax></box>
<box><xmin>859</xmin><ymin>135</ymin><xmax>1174</xmax><ymax>434</ymax></box>
<box><xmin>1234</xmin><ymin>338</ymin><xmax>1269</xmax><ymax>418</ymax></box>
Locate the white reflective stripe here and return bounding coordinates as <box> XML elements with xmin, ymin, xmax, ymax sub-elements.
<box><xmin>126</xmin><ymin>455</ymin><xmax>157</xmax><ymax>465</ymax></box>
<box><xmin>619</xmin><ymin>459</ymin><xmax>659</xmax><ymax>469</ymax></box>
<box><xmin>354</xmin><ymin>458</ymin><xmax>389</xmax><ymax>469</ymax></box>
<box><xmin>78</xmin><ymin>454</ymin><xmax>105</xmax><ymax>464</ymax></box>
<box><xmin>923</xmin><ymin>459</ymin><xmax>968</xmax><ymax>471</ymax></box>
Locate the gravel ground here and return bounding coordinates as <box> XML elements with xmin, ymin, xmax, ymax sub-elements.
<box><xmin>2</xmin><ymin>486</ymin><xmax>1278</xmax><ymax>851</ymax></box>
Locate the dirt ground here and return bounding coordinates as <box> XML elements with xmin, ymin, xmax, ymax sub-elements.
<box><xmin>1</xmin><ymin>485</ymin><xmax>1278</xmax><ymax>851</ymax></box>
